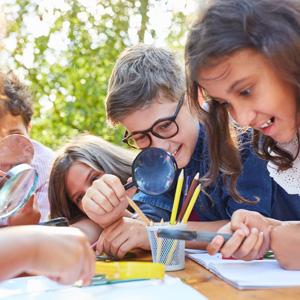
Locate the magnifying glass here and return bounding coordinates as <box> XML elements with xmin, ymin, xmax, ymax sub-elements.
<box><xmin>124</xmin><ymin>147</ymin><xmax>178</xmax><ymax>196</ymax></box>
<box><xmin>0</xmin><ymin>164</ymin><xmax>38</xmax><ymax>219</ymax></box>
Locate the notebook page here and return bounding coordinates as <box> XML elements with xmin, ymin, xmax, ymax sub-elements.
<box><xmin>187</xmin><ymin>252</ymin><xmax>300</xmax><ymax>289</ymax></box>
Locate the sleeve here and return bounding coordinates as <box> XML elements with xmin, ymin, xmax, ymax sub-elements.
<box><xmin>225</xmin><ymin>147</ymin><xmax>273</xmax><ymax>218</ymax></box>
<box><xmin>133</xmin><ymin>191</ymin><xmax>173</xmax><ymax>222</ymax></box>
<box><xmin>35</xmin><ymin>181</ymin><xmax>50</xmax><ymax>222</ymax></box>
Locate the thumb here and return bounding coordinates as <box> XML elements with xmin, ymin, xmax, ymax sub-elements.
<box><xmin>96</xmin><ymin>238</ymin><xmax>104</xmax><ymax>256</ymax></box>
<box><xmin>20</xmin><ymin>194</ymin><xmax>35</xmax><ymax>213</ymax></box>
<box><xmin>125</xmin><ymin>177</ymin><xmax>137</xmax><ymax>197</ymax></box>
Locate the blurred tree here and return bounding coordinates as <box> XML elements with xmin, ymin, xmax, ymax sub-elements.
<box><xmin>2</xmin><ymin>0</ymin><xmax>193</xmax><ymax>149</ymax></box>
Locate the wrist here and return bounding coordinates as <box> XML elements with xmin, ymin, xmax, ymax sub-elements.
<box><xmin>13</xmin><ymin>226</ymin><xmax>38</xmax><ymax>273</ymax></box>
<box><xmin>266</xmin><ymin>217</ymin><xmax>283</xmax><ymax>227</ymax></box>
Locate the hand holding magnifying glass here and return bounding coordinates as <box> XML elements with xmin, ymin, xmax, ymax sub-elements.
<box><xmin>124</xmin><ymin>147</ymin><xmax>177</xmax><ymax>195</ymax></box>
<box><xmin>123</xmin><ymin>147</ymin><xmax>177</xmax><ymax>225</ymax></box>
<box><xmin>0</xmin><ymin>135</ymin><xmax>39</xmax><ymax>222</ymax></box>
<box><xmin>82</xmin><ymin>147</ymin><xmax>178</xmax><ymax>228</ymax></box>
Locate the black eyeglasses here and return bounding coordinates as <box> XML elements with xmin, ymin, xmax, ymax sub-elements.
<box><xmin>122</xmin><ymin>94</ymin><xmax>184</xmax><ymax>149</ymax></box>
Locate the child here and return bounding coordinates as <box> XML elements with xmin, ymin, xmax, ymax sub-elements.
<box><xmin>0</xmin><ymin>225</ymin><xmax>95</xmax><ymax>284</ymax></box>
<box><xmin>48</xmin><ymin>134</ymin><xmax>147</xmax><ymax>246</ymax></box>
<box><xmin>0</xmin><ymin>134</ymin><xmax>41</xmax><ymax>225</ymax></box>
<box><xmin>185</xmin><ymin>0</ymin><xmax>300</xmax><ymax>268</ymax></box>
<box><xmin>0</xmin><ymin>71</ymin><xmax>54</xmax><ymax>223</ymax></box>
<box><xmin>86</xmin><ymin>44</ymin><xmax>300</xmax><ymax>258</ymax></box>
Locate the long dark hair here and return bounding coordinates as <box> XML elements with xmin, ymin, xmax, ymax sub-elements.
<box><xmin>49</xmin><ymin>134</ymin><xmax>135</xmax><ymax>222</ymax></box>
<box><xmin>185</xmin><ymin>0</ymin><xmax>300</xmax><ymax>200</ymax></box>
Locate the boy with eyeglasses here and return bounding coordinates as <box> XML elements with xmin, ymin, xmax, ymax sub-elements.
<box><xmin>82</xmin><ymin>45</ymin><xmax>295</xmax><ymax>258</ymax></box>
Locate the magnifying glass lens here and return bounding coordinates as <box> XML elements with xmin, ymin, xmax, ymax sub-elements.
<box><xmin>133</xmin><ymin>148</ymin><xmax>177</xmax><ymax>195</ymax></box>
<box><xmin>0</xmin><ymin>164</ymin><xmax>38</xmax><ymax>219</ymax></box>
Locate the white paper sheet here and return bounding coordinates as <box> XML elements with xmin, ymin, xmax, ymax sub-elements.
<box><xmin>187</xmin><ymin>252</ymin><xmax>300</xmax><ymax>290</ymax></box>
<box><xmin>0</xmin><ymin>275</ymin><xmax>207</xmax><ymax>300</ymax></box>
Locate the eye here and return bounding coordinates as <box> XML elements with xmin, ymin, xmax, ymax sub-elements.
<box><xmin>91</xmin><ymin>175</ymin><xmax>99</xmax><ymax>182</ymax></box>
<box><xmin>157</xmin><ymin>120</ymin><xmax>173</xmax><ymax>131</ymax></box>
<box><xmin>134</xmin><ymin>135</ymin><xmax>148</xmax><ymax>142</ymax></box>
<box><xmin>76</xmin><ymin>194</ymin><xmax>84</xmax><ymax>205</ymax></box>
<box><xmin>221</xmin><ymin>101</ymin><xmax>230</xmax><ymax>107</ymax></box>
<box><xmin>90</xmin><ymin>172</ymin><xmax>101</xmax><ymax>184</ymax></box>
<box><xmin>240</xmin><ymin>87</ymin><xmax>252</xmax><ymax>97</ymax></box>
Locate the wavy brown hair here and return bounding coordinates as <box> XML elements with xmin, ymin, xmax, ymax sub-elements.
<box><xmin>49</xmin><ymin>134</ymin><xmax>135</xmax><ymax>223</ymax></box>
<box><xmin>185</xmin><ymin>0</ymin><xmax>300</xmax><ymax>201</ymax></box>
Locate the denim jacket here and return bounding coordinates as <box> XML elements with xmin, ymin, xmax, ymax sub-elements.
<box><xmin>134</xmin><ymin>124</ymin><xmax>300</xmax><ymax>222</ymax></box>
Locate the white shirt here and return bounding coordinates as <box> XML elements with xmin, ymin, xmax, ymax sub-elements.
<box><xmin>267</xmin><ymin>129</ymin><xmax>300</xmax><ymax>196</ymax></box>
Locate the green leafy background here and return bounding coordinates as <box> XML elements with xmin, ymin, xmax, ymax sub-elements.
<box><xmin>1</xmin><ymin>0</ymin><xmax>197</xmax><ymax>149</ymax></box>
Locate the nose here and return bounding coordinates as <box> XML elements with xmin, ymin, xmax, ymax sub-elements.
<box><xmin>229</xmin><ymin>102</ymin><xmax>256</xmax><ymax>128</ymax></box>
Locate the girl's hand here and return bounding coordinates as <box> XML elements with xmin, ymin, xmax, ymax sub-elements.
<box><xmin>8</xmin><ymin>194</ymin><xmax>41</xmax><ymax>226</ymax></box>
<box><xmin>96</xmin><ymin>217</ymin><xmax>150</xmax><ymax>258</ymax></box>
<box><xmin>82</xmin><ymin>174</ymin><xmax>130</xmax><ymax>228</ymax></box>
<box><xmin>26</xmin><ymin>226</ymin><xmax>95</xmax><ymax>285</ymax></box>
<box><xmin>207</xmin><ymin>209</ymin><xmax>272</xmax><ymax>260</ymax></box>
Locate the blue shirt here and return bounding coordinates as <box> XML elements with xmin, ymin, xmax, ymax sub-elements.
<box><xmin>134</xmin><ymin>124</ymin><xmax>300</xmax><ymax>222</ymax></box>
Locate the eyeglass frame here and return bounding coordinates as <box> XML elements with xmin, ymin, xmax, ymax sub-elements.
<box><xmin>122</xmin><ymin>94</ymin><xmax>185</xmax><ymax>149</ymax></box>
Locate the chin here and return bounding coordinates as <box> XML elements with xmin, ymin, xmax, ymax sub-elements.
<box><xmin>176</xmin><ymin>156</ymin><xmax>189</xmax><ymax>169</ymax></box>
<box><xmin>274</xmin><ymin>130</ymin><xmax>297</xmax><ymax>144</ymax></box>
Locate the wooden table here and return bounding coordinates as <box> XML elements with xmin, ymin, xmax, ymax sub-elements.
<box><xmin>168</xmin><ymin>258</ymin><xmax>300</xmax><ymax>300</ymax></box>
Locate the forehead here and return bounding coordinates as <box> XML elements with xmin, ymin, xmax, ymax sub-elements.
<box><xmin>198</xmin><ymin>49</ymin><xmax>264</xmax><ymax>88</ymax></box>
<box><xmin>65</xmin><ymin>162</ymin><xmax>91</xmax><ymax>192</ymax></box>
<box><xmin>0</xmin><ymin>113</ymin><xmax>26</xmax><ymax>131</ymax></box>
<box><xmin>66</xmin><ymin>162</ymin><xmax>92</xmax><ymax>181</ymax></box>
<box><xmin>121</xmin><ymin>97</ymin><xmax>178</xmax><ymax>132</ymax></box>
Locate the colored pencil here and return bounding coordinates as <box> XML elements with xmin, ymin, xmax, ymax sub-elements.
<box><xmin>177</xmin><ymin>173</ymin><xmax>199</xmax><ymax>221</ymax></box>
<box><xmin>181</xmin><ymin>184</ymin><xmax>201</xmax><ymax>224</ymax></box>
<box><xmin>170</xmin><ymin>169</ymin><xmax>184</xmax><ymax>225</ymax></box>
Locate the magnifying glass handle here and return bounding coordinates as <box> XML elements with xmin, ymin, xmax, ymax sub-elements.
<box><xmin>124</xmin><ymin>181</ymin><xmax>135</xmax><ymax>190</ymax></box>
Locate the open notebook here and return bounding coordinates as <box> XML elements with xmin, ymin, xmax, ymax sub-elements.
<box><xmin>0</xmin><ymin>274</ymin><xmax>207</xmax><ymax>300</ymax></box>
<box><xmin>186</xmin><ymin>250</ymin><xmax>300</xmax><ymax>290</ymax></box>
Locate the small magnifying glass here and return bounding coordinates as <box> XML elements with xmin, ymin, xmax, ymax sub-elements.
<box><xmin>0</xmin><ymin>163</ymin><xmax>38</xmax><ymax>219</ymax></box>
<box><xmin>124</xmin><ymin>147</ymin><xmax>178</xmax><ymax>196</ymax></box>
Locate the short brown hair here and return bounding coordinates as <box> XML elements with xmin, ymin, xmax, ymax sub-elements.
<box><xmin>106</xmin><ymin>44</ymin><xmax>184</xmax><ymax>124</ymax></box>
<box><xmin>0</xmin><ymin>71</ymin><xmax>33</xmax><ymax>127</ymax></box>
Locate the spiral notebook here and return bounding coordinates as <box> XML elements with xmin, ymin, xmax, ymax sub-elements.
<box><xmin>186</xmin><ymin>250</ymin><xmax>300</xmax><ymax>290</ymax></box>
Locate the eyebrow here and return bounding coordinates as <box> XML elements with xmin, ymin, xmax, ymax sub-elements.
<box><xmin>70</xmin><ymin>169</ymin><xmax>94</xmax><ymax>203</ymax></box>
<box><xmin>128</xmin><ymin>106</ymin><xmax>178</xmax><ymax>134</ymax></box>
<box><xmin>227</xmin><ymin>77</ymin><xmax>249</xmax><ymax>94</ymax></box>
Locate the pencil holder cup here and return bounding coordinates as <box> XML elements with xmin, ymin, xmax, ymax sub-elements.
<box><xmin>147</xmin><ymin>223</ymin><xmax>186</xmax><ymax>271</ymax></box>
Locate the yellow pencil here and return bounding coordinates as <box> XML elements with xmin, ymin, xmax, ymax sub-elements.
<box><xmin>166</xmin><ymin>240</ymin><xmax>178</xmax><ymax>265</ymax></box>
<box><xmin>170</xmin><ymin>169</ymin><xmax>184</xmax><ymax>225</ymax></box>
<box><xmin>181</xmin><ymin>184</ymin><xmax>201</xmax><ymax>224</ymax></box>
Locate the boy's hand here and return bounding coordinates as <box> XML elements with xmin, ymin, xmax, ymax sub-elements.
<box><xmin>82</xmin><ymin>174</ymin><xmax>132</xmax><ymax>228</ymax></box>
<box><xmin>25</xmin><ymin>226</ymin><xmax>95</xmax><ymax>285</ymax></box>
<box><xmin>8</xmin><ymin>194</ymin><xmax>41</xmax><ymax>226</ymax></box>
<box><xmin>96</xmin><ymin>217</ymin><xmax>150</xmax><ymax>258</ymax></box>
<box><xmin>207</xmin><ymin>209</ymin><xmax>272</xmax><ymax>260</ymax></box>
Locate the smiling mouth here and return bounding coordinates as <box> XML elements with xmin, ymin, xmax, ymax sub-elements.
<box><xmin>259</xmin><ymin>117</ymin><xmax>275</xmax><ymax>129</ymax></box>
<box><xmin>171</xmin><ymin>145</ymin><xmax>182</xmax><ymax>157</ymax></box>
